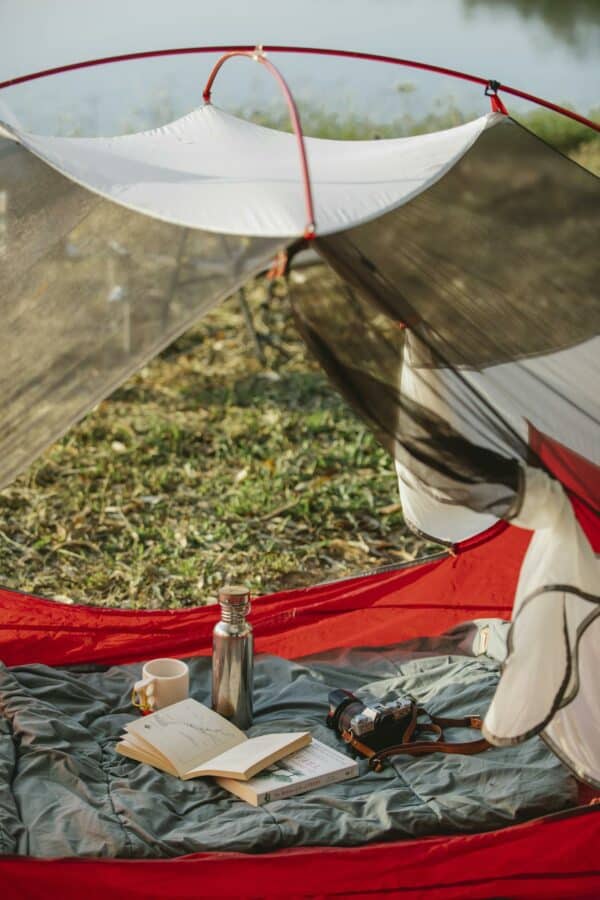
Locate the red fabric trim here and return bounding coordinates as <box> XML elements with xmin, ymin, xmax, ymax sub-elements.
<box><xmin>0</xmin><ymin>810</ymin><xmax>598</xmax><ymax>899</ymax></box>
<box><xmin>0</xmin><ymin>525</ymin><xmax>530</xmax><ymax>667</ymax></box>
<box><xmin>529</xmin><ymin>422</ymin><xmax>600</xmax><ymax>513</ymax></box>
<box><xmin>571</xmin><ymin>495</ymin><xmax>600</xmax><ymax>553</ymax></box>
<box><xmin>528</xmin><ymin>422</ymin><xmax>600</xmax><ymax>551</ymax></box>
<box><xmin>490</xmin><ymin>93</ymin><xmax>509</xmax><ymax>115</ymax></box>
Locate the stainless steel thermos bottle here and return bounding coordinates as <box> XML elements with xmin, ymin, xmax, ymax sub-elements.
<box><xmin>211</xmin><ymin>584</ymin><xmax>253</xmax><ymax>729</ymax></box>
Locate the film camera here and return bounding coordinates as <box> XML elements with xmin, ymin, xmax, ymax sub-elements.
<box><xmin>326</xmin><ymin>688</ymin><xmax>417</xmax><ymax>754</ymax></box>
<box><xmin>326</xmin><ymin>688</ymin><xmax>489</xmax><ymax>771</ymax></box>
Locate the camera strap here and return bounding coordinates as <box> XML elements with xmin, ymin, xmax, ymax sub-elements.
<box><xmin>341</xmin><ymin>706</ymin><xmax>491</xmax><ymax>772</ymax></box>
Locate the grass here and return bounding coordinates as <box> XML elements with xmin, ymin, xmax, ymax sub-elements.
<box><xmin>0</xmin><ymin>270</ymin><xmax>436</xmax><ymax>608</ymax></box>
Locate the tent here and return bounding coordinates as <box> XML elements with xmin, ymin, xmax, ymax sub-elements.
<box><xmin>0</xmin><ymin>45</ymin><xmax>598</xmax><ymax>897</ymax></box>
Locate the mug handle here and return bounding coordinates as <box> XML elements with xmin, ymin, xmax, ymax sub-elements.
<box><xmin>131</xmin><ymin>676</ymin><xmax>156</xmax><ymax>713</ymax></box>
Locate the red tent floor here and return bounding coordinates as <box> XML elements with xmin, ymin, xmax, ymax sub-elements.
<box><xmin>0</xmin><ymin>810</ymin><xmax>599</xmax><ymax>900</ymax></box>
<box><xmin>0</xmin><ymin>522</ymin><xmax>598</xmax><ymax>897</ymax></box>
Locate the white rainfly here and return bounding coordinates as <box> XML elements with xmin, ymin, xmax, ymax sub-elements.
<box><xmin>484</xmin><ymin>466</ymin><xmax>600</xmax><ymax>786</ymax></box>
<box><xmin>0</xmin><ymin>104</ymin><xmax>501</xmax><ymax>237</ymax></box>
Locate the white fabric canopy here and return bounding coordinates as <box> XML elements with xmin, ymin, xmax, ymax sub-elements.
<box><xmin>0</xmin><ymin>104</ymin><xmax>501</xmax><ymax>238</ymax></box>
<box><xmin>483</xmin><ymin>466</ymin><xmax>600</xmax><ymax>787</ymax></box>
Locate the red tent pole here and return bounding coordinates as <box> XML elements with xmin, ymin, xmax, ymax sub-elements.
<box><xmin>0</xmin><ymin>44</ymin><xmax>598</xmax><ymax>133</ymax></box>
<box><xmin>269</xmin><ymin>47</ymin><xmax>599</xmax><ymax>132</ymax></box>
<box><xmin>202</xmin><ymin>47</ymin><xmax>316</xmax><ymax>239</ymax></box>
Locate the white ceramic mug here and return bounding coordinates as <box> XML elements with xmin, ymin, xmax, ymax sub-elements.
<box><xmin>131</xmin><ymin>658</ymin><xmax>189</xmax><ymax>713</ymax></box>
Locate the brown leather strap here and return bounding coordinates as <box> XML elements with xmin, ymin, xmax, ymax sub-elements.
<box><xmin>401</xmin><ymin>702</ymin><xmax>420</xmax><ymax>743</ymax></box>
<box><xmin>430</xmin><ymin>714</ymin><xmax>484</xmax><ymax>730</ymax></box>
<box><xmin>370</xmin><ymin>736</ymin><xmax>491</xmax><ymax>769</ymax></box>
<box><xmin>341</xmin><ymin>709</ymin><xmax>491</xmax><ymax>772</ymax></box>
<box><xmin>342</xmin><ymin>730</ymin><xmax>380</xmax><ymax>760</ymax></box>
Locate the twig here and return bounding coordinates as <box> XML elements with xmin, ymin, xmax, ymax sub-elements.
<box><xmin>259</xmin><ymin>497</ymin><xmax>302</xmax><ymax>521</ymax></box>
<box><xmin>0</xmin><ymin>529</ymin><xmax>26</xmax><ymax>553</ymax></box>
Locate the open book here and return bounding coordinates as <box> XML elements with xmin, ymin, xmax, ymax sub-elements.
<box><xmin>116</xmin><ymin>698</ymin><xmax>311</xmax><ymax>781</ymax></box>
<box><xmin>217</xmin><ymin>738</ymin><xmax>359</xmax><ymax>806</ymax></box>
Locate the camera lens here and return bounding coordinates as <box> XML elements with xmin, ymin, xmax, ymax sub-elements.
<box><xmin>337</xmin><ymin>699</ymin><xmax>366</xmax><ymax>734</ymax></box>
<box><xmin>327</xmin><ymin>689</ymin><xmax>366</xmax><ymax>735</ymax></box>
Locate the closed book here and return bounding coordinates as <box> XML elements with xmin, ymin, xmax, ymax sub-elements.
<box><xmin>217</xmin><ymin>738</ymin><xmax>358</xmax><ymax>806</ymax></box>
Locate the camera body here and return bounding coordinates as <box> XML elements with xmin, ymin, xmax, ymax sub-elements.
<box><xmin>326</xmin><ymin>688</ymin><xmax>415</xmax><ymax>751</ymax></box>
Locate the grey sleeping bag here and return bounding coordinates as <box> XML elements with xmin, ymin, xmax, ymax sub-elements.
<box><xmin>0</xmin><ymin>620</ymin><xmax>576</xmax><ymax>858</ymax></box>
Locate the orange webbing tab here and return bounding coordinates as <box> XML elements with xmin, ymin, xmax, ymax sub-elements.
<box><xmin>266</xmin><ymin>250</ymin><xmax>289</xmax><ymax>280</ymax></box>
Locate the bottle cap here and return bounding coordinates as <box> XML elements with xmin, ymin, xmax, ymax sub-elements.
<box><xmin>218</xmin><ymin>584</ymin><xmax>250</xmax><ymax>606</ymax></box>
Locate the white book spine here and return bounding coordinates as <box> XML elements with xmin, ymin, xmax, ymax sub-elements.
<box><xmin>257</xmin><ymin>764</ymin><xmax>358</xmax><ymax>805</ymax></box>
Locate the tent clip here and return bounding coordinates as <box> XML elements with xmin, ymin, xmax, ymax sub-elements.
<box><xmin>484</xmin><ymin>80</ymin><xmax>508</xmax><ymax>115</ymax></box>
<box><xmin>484</xmin><ymin>79</ymin><xmax>502</xmax><ymax>96</ymax></box>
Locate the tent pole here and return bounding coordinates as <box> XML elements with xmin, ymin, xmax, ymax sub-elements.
<box><xmin>1</xmin><ymin>45</ymin><xmax>597</xmax><ymax>134</ymax></box>
<box><xmin>202</xmin><ymin>47</ymin><xmax>317</xmax><ymax>240</ymax></box>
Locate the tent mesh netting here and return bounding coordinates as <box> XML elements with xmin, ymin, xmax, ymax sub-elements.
<box><xmin>295</xmin><ymin>121</ymin><xmax>599</xmax><ymax>529</ymax></box>
<box><xmin>0</xmin><ymin>134</ymin><xmax>282</xmax><ymax>490</ymax></box>
<box><xmin>0</xmin><ymin>53</ymin><xmax>598</xmax><ymax>894</ymax></box>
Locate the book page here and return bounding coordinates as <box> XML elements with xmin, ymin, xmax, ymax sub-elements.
<box><xmin>125</xmin><ymin>698</ymin><xmax>246</xmax><ymax>777</ymax></box>
<box><xmin>118</xmin><ymin>731</ymin><xmax>175</xmax><ymax>770</ymax></box>
<box><xmin>116</xmin><ymin>739</ymin><xmax>179</xmax><ymax>777</ymax></box>
<box><xmin>184</xmin><ymin>732</ymin><xmax>311</xmax><ymax>780</ymax></box>
<box><xmin>120</xmin><ymin>730</ymin><xmax>153</xmax><ymax>752</ymax></box>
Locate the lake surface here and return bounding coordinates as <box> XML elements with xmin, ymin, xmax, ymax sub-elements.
<box><xmin>1</xmin><ymin>0</ymin><xmax>598</xmax><ymax>134</ymax></box>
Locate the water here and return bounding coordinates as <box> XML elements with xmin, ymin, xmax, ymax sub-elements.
<box><xmin>1</xmin><ymin>0</ymin><xmax>598</xmax><ymax>134</ymax></box>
